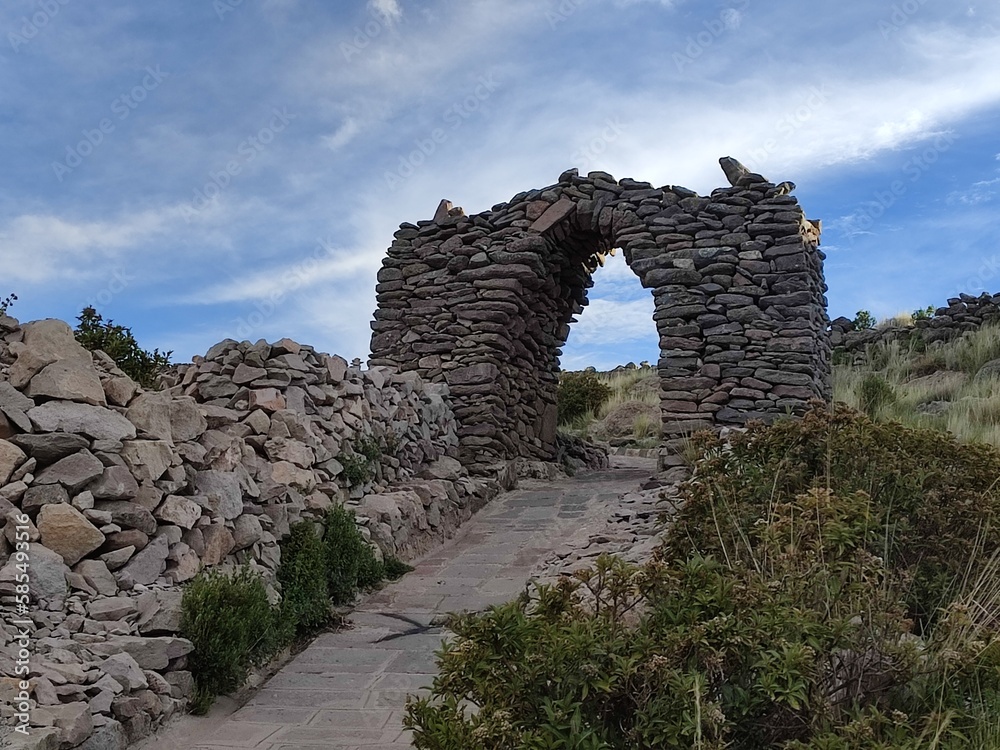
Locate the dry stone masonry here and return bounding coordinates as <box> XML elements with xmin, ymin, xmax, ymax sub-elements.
<box><xmin>0</xmin><ymin>316</ymin><xmax>497</xmax><ymax>749</ymax></box>
<box><xmin>370</xmin><ymin>158</ymin><xmax>831</xmax><ymax>472</ymax></box>
<box><xmin>831</xmin><ymin>291</ymin><xmax>1000</xmax><ymax>358</ymax></box>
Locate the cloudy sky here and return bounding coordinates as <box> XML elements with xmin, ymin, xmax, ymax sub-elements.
<box><xmin>2</xmin><ymin>1</ymin><xmax>999</xmax><ymax>370</ymax></box>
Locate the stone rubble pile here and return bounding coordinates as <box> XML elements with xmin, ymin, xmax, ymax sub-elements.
<box><xmin>370</xmin><ymin>159</ymin><xmax>830</xmax><ymax>475</ymax></box>
<box><xmin>831</xmin><ymin>291</ymin><xmax>1000</xmax><ymax>357</ymax></box>
<box><xmin>0</xmin><ymin>316</ymin><xmax>493</xmax><ymax>750</ymax></box>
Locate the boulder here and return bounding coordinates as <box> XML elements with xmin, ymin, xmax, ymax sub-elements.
<box><xmin>90</xmin><ymin>465</ymin><xmax>141</xmax><ymax>500</ymax></box>
<box><xmin>201</xmin><ymin>523</ymin><xmax>235</xmax><ymax>565</ymax></box>
<box><xmin>121</xmin><ymin>440</ymin><xmax>173</xmax><ymax>483</ymax></box>
<box><xmin>28</xmin><ymin>402</ymin><xmax>136</xmax><ymax>441</ymax></box>
<box><xmin>34</xmin><ymin>449</ymin><xmax>105</xmax><ymax>492</ymax></box>
<box><xmin>90</xmin><ymin>636</ymin><xmax>193</xmax><ymax>670</ymax></box>
<box><xmin>154</xmin><ymin>495</ymin><xmax>202</xmax><ymax>529</ymax></box>
<box><xmin>75</xmin><ymin>559</ymin><xmax>118</xmax><ymax>596</ymax></box>
<box><xmin>36</xmin><ymin>504</ymin><xmax>106</xmax><ymax>565</ymax></box>
<box><xmin>120</xmin><ymin>534</ymin><xmax>169</xmax><ymax>585</ymax></box>
<box><xmin>0</xmin><ymin>438</ymin><xmax>27</xmax><ymax>484</ymax></box>
<box><xmin>193</xmin><ymin>471</ymin><xmax>243</xmax><ymax>520</ymax></box>
<box><xmin>101</xmin><ymin>652</ymin><xmax>148</xmax><ymax>692</ymax></box>
<box><xmin>27</xmin><ymin>360</ymin><xmax>107</xmax><ymax>406</ymax></box>
<box><xmin>126</xmin><ymin>392</ymin><xmax>173</xmax><ymax>441</ymax></box>
<box><xmin>10</xmin><ymin>432</ymin><xmax>90</xmax><ymax>465</ymax></box>
<box><xmin>95</xmin><ymin>502</ymin><xmax>157</xmax><ymax>535</ymax></box>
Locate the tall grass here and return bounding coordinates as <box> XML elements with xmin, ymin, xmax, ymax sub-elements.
<box><xmin>834</xmin><ymin>324</ymin><xmax>1000</xmax><ymax>449</ymax></box>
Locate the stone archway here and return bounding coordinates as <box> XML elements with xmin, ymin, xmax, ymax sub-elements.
<box><xmin>370</xmin><ymin>158</ymin><xmax>830</xmax><ymax>475</ymax></box>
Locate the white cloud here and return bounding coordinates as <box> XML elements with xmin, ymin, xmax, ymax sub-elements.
<box><xmin>368</xmin><ymin>0</ymin><xmax>403</xmax><ymax>25</ymax></box>
<box><xmin>322</xmin><ymin>118</ymin><xmax>363</xmax><ymax>151</ymax></box>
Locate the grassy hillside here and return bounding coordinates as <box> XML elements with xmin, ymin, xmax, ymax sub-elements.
<box><xmin>557</xmin><ymin>365</ymin><xmax>660</xmax><ymax>448</ymax></box>
<box><xmin>835</xmin><ymin>324</ymin><xmax>1000</xmax><ymax>447</ymax></box>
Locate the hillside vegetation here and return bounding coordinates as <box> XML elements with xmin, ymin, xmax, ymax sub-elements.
<box><xmin>406</xmin><ymin>405</ymin><xmax>1000</xmax><ymax>748</ymax></box>
<box><xmin>835</xmin><ymin>323</ymin><xmax>1000</xmax><ymax>447</ymax></box>
<box><xmin>558</xmin><ymin>365</ymin><xmax>660</xmax><ymax>448</ymax></box>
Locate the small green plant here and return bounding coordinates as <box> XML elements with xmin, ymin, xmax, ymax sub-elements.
<box><xmin>181</xmin><ymin>566</ymin><xmax>280</xmax><ymax>714</ymax></box>
<box><xmin>323</xmin><ymin>505</ymin><xmax>386</xmax><ymax>605</ymax></box>
<box><xmin>384</xmin><ymin>555</ymin><xmax>414</xmax><ymax>580</ymax></box>
<box><xmin>858</xmin><ymin>372</ymin><xmax>896</xmax><ymax>418</ymax></box>
<box><xmin>74</xmin><ymin>306</ymin><xmax>171</xmax><ymax>388</ymax></box>
<box><xmin>277</xmin><ymin>521</ymin><xmax>331</xmax><ymax>635</ymax></box>
<box><xmin>340</xmin><ymin>453</ymin><xmax>374</xmax><ymax>488</ymax></box>
<box><xmin>912</xmin><ymin>304</ymin><xmax>935</xmax><ymax>320</ymax></box>
<box><xmin>853</xmin><ymin>309</ymin><xmax>877</xmax><ymax>329</ymax></box>
<box><xmin>558</xmin><ymin>371</ymin><xmax>612</xmax><ymax>425</ymax></box>
<box><xmin>0</xmin><ymin>293</ymin><xmax>16</xmax><ymax>316</ymax></box>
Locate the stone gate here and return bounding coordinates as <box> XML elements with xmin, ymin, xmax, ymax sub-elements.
<box><xmin>370</xmin><ymin>158</ymin><xmax>831</xmax><ymax>475</ymax></box>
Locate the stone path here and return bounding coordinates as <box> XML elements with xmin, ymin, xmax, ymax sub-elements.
<box><xmin>138</xmin><ymin>456</ymin><xmax>656</xmax><ymax>749</ymax></box>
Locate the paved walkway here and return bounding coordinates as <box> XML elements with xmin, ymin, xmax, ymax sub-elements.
<box><xmin>139</xmin><ymin>457</ymin><xmax>655</xmax><ymax>749</ymax></box>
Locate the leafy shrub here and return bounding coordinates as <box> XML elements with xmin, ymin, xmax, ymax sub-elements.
<box><xmin>853</xmin><ymin>310</ymin><xmax>876</xmax><ymax>329</ymax></box>
<box><xmin>0</xmin><ymin>293</ymin><xmax>16</xmax><ymax>316</ymax></box>
<box><xmin>181</xmin><ymin>567</ymin><xmax>280</xmax><ymax>713</ymax></box>
<box><xmin>323</xmin><ymin>505</ymin><xmax>385</xmax><ymax>605</ymax></box>
<box><xmin>912</xmin><ymin>304</ymin><xmax>935</xmax><ymax>320</ymax></box>
<box><xmin>858</xmin><ymin>372</ymin><xmax>896</xmax><ymax>418</ymax></box>
<box><xmin>384</xmin><ymin>555</ymin><xmax>414</xmax><ymax>580</ymax></box>
<box><xmin>340</xmin><ymin>453</ymin><xmax>373</xmax><ymax>487</ymax></box>
<box><xmin>74</xmin><ymin>306</ymin><xmax>171</xmax><ymax>388</ymax></box>
<box><xmin>558</xmin><ymin>371</ymin><xmax>612</xmax><ymax>425</ymax></box>
<box><xmin>406</xmin><ymin>405</ymin><xmax>1000</xmax><ymax>748</ymax></box>
<box><xmin>277</xmin><ymin>521</ymin><xmax>331</xmax><ymax>635</ymax></box>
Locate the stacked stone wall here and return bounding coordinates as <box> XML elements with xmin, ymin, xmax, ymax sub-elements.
<box><xmin>370</xmin><ymin>159</ymin><xmax>830</xmax><ymax>473</ymax></box>
<box><xmin>0</xmin><ymin>316</ymin><xmax>493</xmax><ymax>749</ymax></box>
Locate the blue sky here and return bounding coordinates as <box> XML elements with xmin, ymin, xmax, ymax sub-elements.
<box><xmin>2</xmin><ymin>0</ymin><xmax>999</xmax><ymax>370</ymax></box>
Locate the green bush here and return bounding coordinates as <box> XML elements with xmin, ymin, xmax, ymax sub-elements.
<box><xmin>406</xmin><ymin>405</ymin><xmax>1000</xmax><ymax>748</ymax></box>
<box><xmin>181</xmin><ymin>566</ymin><xmax>280</xmax><ymax>714</ymax></box>
<box><xmin>0</xmin><ymin>293</ymin><xmax>16</xmax><ymax>316</ymax></box>
<box><xmin>853</xmin><ymin>310</ymin><xmax>876</xmax><ymax>329</ymax></box>
<box><xmin>384</xmin><ymin>555</ymin><xmax>414</xmax><ymax>580</ymax></box>
<box><xmin>278</xmin><ymin>522</ymin><xmax>331</xmax><ymax>634</ymax></box>
<box><xmin>558</xmin><ymin>371</ymin><xmax>612</xmax><ymax>425</ymax></box>
<box><xmin>75</xmin><ymin>307</ymin><xmax>171</xmax><ymax>388</ymax></box>
<box><xmin>323</xmin><ymin>505</ymin><xmax>385</xmax><ymax>605</ymax></box>
<box><xmin>858</xmin><ymin>372</ymin><xmax>896</xmax><ymax>418</ymax></box>
<box><xmin>912</xmin><ymin>304</ymin><xmax>935</xmax><ymax>321</ymax></box>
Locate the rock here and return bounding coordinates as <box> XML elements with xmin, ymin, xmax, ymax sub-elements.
<box><xmin>232</xmin><ymin>515</ymin><xmax>262</xmax><ymax>550</ymax></box>
<box><xmin>976</xmin><ymin>358</ymin><xmax>1000</xmax><ymax>381</ymax></box>
<box><xmin>28</xmin><ymin>402</ymin><xmax>136</xmax><ymax>441</ymax></box>
<box><xmin>101</xmin><ymin>546</ymin><xmax>135</xmax><ymax>571</ymax></box>
<box><xmin>103</xmin><ymin>376</ymin><xmax>139</xmax><ymax>407</ymax></box>
<box><xmin>0</xmin><ymin>381</ymin><xmax>34</xmax><ymax>412</ymax></box>
<box><xmin>249</xmin><ymin>388</ymin><xmax>286</xmax><ymax>412</ymax></box>
<box><xmin>0</xmin><ymin>438</ymin><xmax>27</xmax><ymax>484</ymax></box>
<box><xmin>20</xmin><ymin>319</ymin><xmax>92</xmax><ymax>364</ymax></box>
<box><xmin>154</xmin><ymin>496</ymin><xmax>203</xmax><ymax>529</ymax></box>
<box><xmin>419</xmin><ymin>456</ymin><xmax>462</xmax><ymax>481</ymax></box>
<box><xmin>137</xmin><ymin>590</ymin><xmax>183</xmax><ymax>634</ymax></box>
<box><xmin>125</xmin><ymin>391</ymin><xmax>173</xmax><ymax>441</ymax></box>
<box><xmin>36</xmin><ymin>504</ymin><xmax>106</xmax><ymax>565</ymax></box>
<box><xmin>27</xmin><ymin>360</ymin><xmax>107</xmax><ymax>406</ymax></box>
<box><xmin>75</xmin><ymin>559</ymin><xmax>118</xmax><ymax>596</ymax></box>
<box><xmin>201</xmin><ymin>523</ymin><xmax>235</xmax><ymax>565</ymax></box>
<box><xmin>22</xmin><ymin>543</ymin><xmax>69</xmax><ymax>603</ymax></box>
<box><xmin>21</xmin><ymin>484</ymin><xmax>70</xmax><ymax>514</ymax></box>
<box><xmin>90</xmin><ymin>465</ymin><xmax>141</xmax><ymax>500</ymax></box>
<box><xmin>120</xmin><ymin>440</ymin><xmax>173</xmax><ymax>483</ymax></box>
<box><xmin>232</xmin><ymin>363</ymin><xmax>267</xmax><ymax>384</ymax></box>
<box><xmin>10</xmin><ymin>432</ymin><xmax>90</xmax><ymax>465</ymax></box>
<box><xmin>34</xmin><ymin>449</ymin><xmax>105</xmax><ymax>491</ymax></box>
<box><xmin>76</xmin><ymin>720</ymin><xmax>128</xmax><ymax>750</ymax></box>
<box><xmin>90</xmin><ymin>636</ymin><xmax>194</xmax><ymax>670</ymax></box>
<box><xmin>193</xmin><ymin>471</ymin><xmax>243</xmax><ymax>520</ymax></box>
<box><xmin>88</xmin><ymin>596</ymin><xmax>138</xmax><ymax>622</ymax></box>
<box><xmin>120</xmin><ymin>534</ymin><xmax>169</xmax><ymax>585</ymax></box>
<box><xmin>170</xmin><ymin>397</ymin><xmax>208</xmax><ymax>443</ymax></box>
<box><xmin>51</xmin><ymin>701</ymin><xmax>94</xmax><ymax>747</ymax></box>
<box><xmin>95</xmin><ymin>502</ymin><xmax>157</xmax><ymax>535</ymax></box>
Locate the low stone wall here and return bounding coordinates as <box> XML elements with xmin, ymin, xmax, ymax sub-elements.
<box><xmin>0</xmin><ymin>317</ymin><xmax>497</xmax><ymax>749</ymax></box>
<box><xmin>831</xmin><ymin>291</ymin><xmax>1000</xmax><ymax>357</ymax></box>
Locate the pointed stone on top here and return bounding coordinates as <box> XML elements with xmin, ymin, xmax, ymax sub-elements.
<box><xmin>719</xmin><ymin>156</ymin><xmax>751</xmax><ymax>187</ymax></box>
<box><xmin>434</xmin><ymin>200</ymin><xmax>453</xmax><ymax>223</ymax></box>
<box><xmin>530</xmin><ymin>198</ymin><xmax>576</xmax><ymax>234</ymax></box>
